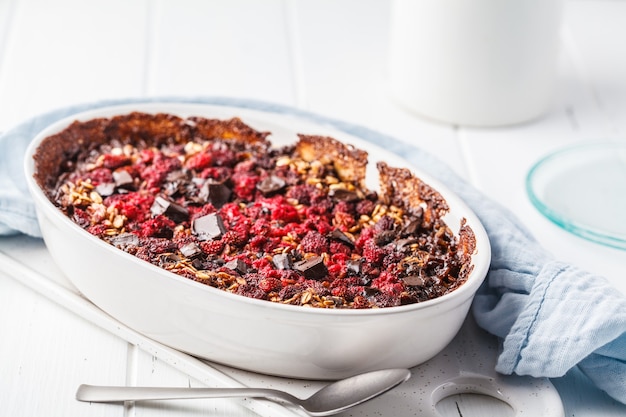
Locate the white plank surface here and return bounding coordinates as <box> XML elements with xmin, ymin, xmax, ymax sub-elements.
<box><xmin>0</xmin><ymin>270</ymin><xmax>128</xmax><ymax>417</ymax></box>
<box><xmin>146</xmin><ymin>0</ymin><xmax>294</xmax><ymax>104</ymax></box>
<box><xmin>1</xmin><ymin>1</ymin><xmax>625</xmax><ymax>416</ymax></box>
<box><xmin>0</xmin><ymin>0</ymin><xmax>148</xmax><ymax>128</ymax></box>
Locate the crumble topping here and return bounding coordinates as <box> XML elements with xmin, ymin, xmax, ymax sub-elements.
<box><xmin>34</xmin><ymin>112</ymin><xmax>475</xmax><ymax>309</ymax></box>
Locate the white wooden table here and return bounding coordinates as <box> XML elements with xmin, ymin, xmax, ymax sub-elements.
<box><xmin>1</xmin><ymin>1</ymin><xmax>625</xmax><ymax>416</ymax></box>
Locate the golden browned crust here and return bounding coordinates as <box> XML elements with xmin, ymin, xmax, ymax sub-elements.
<box><xmin>458</xmin><ymin>218</ymin><xmax>477</xmax><ymax>280</ymax></box>
<box><xmin>190</xmin><ymin>116</ymin><xmax>270</xmax><ymax>145</ymax></box>
<box><xmin>376</xmin><ymin>161</ymin><xmax>449</xmax><ymax>224</ymax></box>
<box><xmin>33</xmin><ymin>112</ymin><xmax>270</xmax><ymax>194</ymax></box>
<box><xmin>104</xmin><ymin>112</ymin><xmax>192</xmax><ymax>145</ymax></box>
<box><xmin>295</xmin><ymin>134</ymin><xmax>368</xmax><ymax>185</ymax></box>
<box><xmin>34</xmin><ymin>117</ymin><xmax>111</xmax><ymax>191</ymax></box>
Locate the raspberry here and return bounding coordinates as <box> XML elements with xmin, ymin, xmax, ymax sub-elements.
<box><xmin>223</xmin><ymin>230</ymin><xmax>245</xmax><ymax>246</ymax></box>
<box><xmin>331</xmin><ymin>286</ymin><xmax>348</xmax><ymax>298</ymax></box>
<box><xmin>232</xmin><ymin>221</ymin><xmax>251</xmax><ymax>241</ymax></box>
<box><xmin>354</xmin><ymin>227</ymin><xmax>375</xmax><ymax>251</ymax></box>
<box><xmin>346</xmin><ymin>285</ymin><xmax>365</xmax><ymax>300</ymax></box>
<box><xmin>88</xmin><ymin>168</ymin><xmax>113</xmax><ymax>185</ymax></box>
<box><xmin>333</xmin><ymin>201</ymin><xmax>353</xmax><ymax>215</ymax></box>
<box><xmin>232</xmin><ymin>172</ymin><xmax>259</xmax><ymax>201</ymax></box>
<box><xmin>301</xmin><ymin>231</ymin><xmax>329</xmax><ymax>255</ymax></box>
<box><xmin>185</xmin><ymin>152</ymin><xmax>213</xmax><ymax>170</ymax></box>
<box><xmin>372</xmin><ymin>271</ymin><xmax>403</xmax><ymax>295</ymax></box>
<box><xmin>135</xmin><ymin>238</ymin><xmax>177</xmax><ymax>263</ymax></box>
<box><xmin>271</xmin><ymin>204</ymin><xmax>300</xmax><ymax>224</ymax></box>
<box><xmin>210</xmin><ymin>149</ymin><xmax>236</xmax><ymax>167</ymax></box>
<box><xmin>286</xmin><ymin>184</ymin><xmax>318</xmax><ymax>205</ymax></box>
<box><xmin>278</xmin><ymin>284</ymin><xmax>302</xmax><ymax>301</ymax></box>
<box><xmin>259</xmin><ymin>277</ymin><xmax>282</xmax><ymax>292</ymax></box>
<box><xmin>330</xmin><ymin>241</ymin><xmax>351</xmax><ymax>255</ymax></box>
<box><xmin>382</xmin><ymin>250</ymin><xmax>405</xmax><ymax>270</ymax></box>
<box><xmin>139</xmin><ymin>215</ymin><xmax>176</xmax><ymax>238</ymax></box>
<box><xmin>251</xmin><ymin>256</ymin><xmax>272</xmax><ymax>271</ymax></box>
<box><xmin>277</xmin><ymin>269</ymin><xmax>300</xmax><ymax>284</ymax></box>
<box><xmin>233</xmin><ymin>159</ymin><xmax>256</xmax><ymax>173</ymax></box>
<box><xmin>250</xmin><ymin>218</ymin><xmax>271</xmax><ymax>236</ymax></box>
<box><xmin>362</xmin><ymin>239</ymin><xmax>385</xmax><ymax>264</ymax></box>
<box><xmin>105</xmin><ymin>192</ymin><xmax>153</xmax><ymax>222</ymax></box>
<box><xmin>249</xmin><ymin>235</ymin><xmax>268</xmax><ymax>252</ymax></box>
<box><xmin>71</xmin><ymin>208</ymin><xmax>91</xmax><ymax>228</ymax></box>
<box><xmin>314</xmin><ymin>220</ymin><xmax>333</xmax><ymax>235</ymax></box>
<box><xmin>326</xmin><ymin>262</ymin><xmax>343</xmax><ymax>278</ymax></box>
<box><xmin>356</xmin><ymin>199</ymin><xmax>375</xmax><ymax>216</ymax></box>
<box><xmin>374</xmin><ymin>215</ymin><xmax>396</xmax><ymax>232</ymax></box>
<box><xmin>306</xmin><ymin>202</ymin><xmax>332</xmax><ymax>217</ymax></box>
<box><xmin>200</xmin><ymin>166</ymin><xmax>231</xmax><ymax>181</ymax></box>
<box><xmin>87</xmin><ymin>223</ymin><xmax>108</xmax><ymax>236</ymax></box>
<box><xmin>140</xmin><ymin>154</ymin><xmax>182</xmax><ymax>189</ymax></box>
<box><xmin>236</xmin><ymin>284</ymin><xmax>266</xmax><ymax>300</ymax></box>
<box><xmin>139</xmin><ymin>149</ymin><xmax>155</xmax><ymax>164</ymax></box>
<box><xmin>219</xmin><ymin>202</ymin><xmax>242</xmax><ymax>219</ymax></box>
<box><xmin>351</xmin><ymin>295</ymin><xmax>370</xmax><ymax>309</ymax></box>
<box><xmin>102</xmin><ymin>154</ymin><xmax>131</xmax><ymax>170</ymax></box>
<box><xmin>200</xmin><ymin>239</ymin><xmax>225</xmax><ymax>255</ymax></box>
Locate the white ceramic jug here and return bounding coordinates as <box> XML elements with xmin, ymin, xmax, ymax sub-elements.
<box><xmin>389</xmin><ymin>0</ymin><xmax>564</xmax><ymax>127</ymax></box>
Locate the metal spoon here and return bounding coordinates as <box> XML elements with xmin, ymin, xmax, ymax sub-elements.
<box><xmin>76</xmin><ymin>368</ymin><xmax>411</xmax><ymax>416</ymax></box>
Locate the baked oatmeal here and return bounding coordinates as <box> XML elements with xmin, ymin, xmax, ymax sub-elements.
<box><xmin>33</xmin><ymin>112</ymin><xmax>475</xmax><ymax>309</ymax></box>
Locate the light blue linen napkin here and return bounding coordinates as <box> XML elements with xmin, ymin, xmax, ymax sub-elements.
<box><xmin>1</xmin><ymin>97</ymin><xmax>624</xmax><ymax>403</ymax></box>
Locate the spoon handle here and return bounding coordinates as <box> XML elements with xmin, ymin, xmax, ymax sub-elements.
<box><xmin>76</xmin><ymin>384</ymin><xmax>299</xmax><ymax>404</ymax></box>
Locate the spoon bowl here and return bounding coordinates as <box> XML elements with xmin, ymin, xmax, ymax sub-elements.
<box><xmin>76</xmin><ymin>368</ymin><xmax>412</xmax><ymax>416</ymax></box>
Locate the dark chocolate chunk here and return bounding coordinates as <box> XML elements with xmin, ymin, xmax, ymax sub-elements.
<box><xmin>161</xmin><ymin>253</ymin><xmax>182</xmax><ymax>263</ymax></box>
<box><xmin>224</xmin><ymin>258</ymin><xmax>248</xmax><ymax>275</ymax></box>
<box><xmin>113</xmin><ymin>170</ymin><xmax>135</xmax><ymax>190</ymax></box>
<box><xmin>272</xmin><ymin>253</ymin><xmax>293</xmax><ymax>270</ymax></box>
<box><xmin>150</xmin><ymin>196</ymin><xmax>189</xmax><ymax>223</ymax></box>
<box><xmin>150</xmin><ymin>196</ymin><xmax>170</xmax><ymax>216</ymax></box>
<box><xmin>96</xmin><ymin>182</ymin><xmax>115</xmax><ymax>197</ymax></box>
<box><xmin>403</xmin><ymin>275</ymin><xmax>426</xmax><ymax>286</ymax></box>
<box><xmin>402</xmin><ymin>217</ymin><xmax>422</xmax><ymax>236</ymax></box>
<box><xmin>328</xmin><ymin>229</ymin><xmax>354</xmax><ymax>247</ymax></box>
<box><xmin>362</xmin><ymin>286</ymin><xmax>380</xmax><ymax>298</ymax></box>
<box><xmin>256</xmin><ymin>175</ymin><xmax>286</xmax><ymax>195</ymax></box>
<box><xmin>191</xmin><ymin>258</ymin><xmax>205</xmax><ymax>270</ymax></box>
<box><xmin>329</xmin><ymin>188</ymin><xmax>359</xmax><ymax>202</ymax></box>
<box><xmin>166</xmin><ymin>169</ymin><xmax>190</xmax><ymax>183</ymax></box>
<box><xmin>199</xmin><ymin>180</ymin><xmax>232</xmax><ymax>208</ymax></box>
<box><xmin>395</xmin><ymin>238</ymin><xmax>418</xmax><ymax>250</ymax></box>
<box><xmin>180</xmin><ymin>242</ymin><xmax>202</xmax><ymax>258</ymax></box>
<box><xmin>192</xmin><ymin>212</ymin><xmax>226</xmax><ymax>241</ymax></box>
<box><xmin>346</xmin><ymin>258</ymin><xmax>363</xmax><ymax>276</ymax></box>
<box><xmin>109</xmin><ymin>232</ymin><xmax>139</xmax><ymax>248</ymax></box>
<box><xmin>294</xmin><ymin>256</ymin><xmax>328</xmax><ymax>280</ymax></box>
<box><xmin>374</xmin><ymin>230</ymin><xmax>397</xmax><ymax>246</ymax></box>
<box><xmin>164</xmin><ymin>182</ymin><xmax>181</xmax><ymax>198</ymax></box>
<box><xmin>163</xmin><ymin>170</ymin><xmax>190</xmax><ymax>197</ymax></box>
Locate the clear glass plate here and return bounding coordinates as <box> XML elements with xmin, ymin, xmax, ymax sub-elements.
<box><xmin>526</xmin><ymin>141</ymin><xmax>626</xmax><ymax>250</ymax></box>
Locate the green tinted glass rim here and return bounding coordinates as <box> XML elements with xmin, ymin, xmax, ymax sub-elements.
<box><xmin>526</xmin><ymin>141</ymin><xmax>626</xmax><ymax>251</ymax></box>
